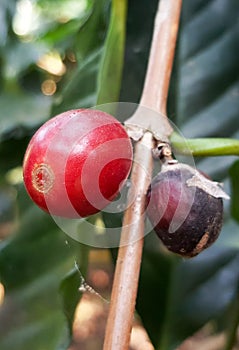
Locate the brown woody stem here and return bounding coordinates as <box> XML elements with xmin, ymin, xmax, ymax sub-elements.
<box><xmin>140</xmin><ymin>0</ymin><xmax>182</xmax><ymax>115</ymax></box>
<box><xmin>103</xmin><ymin>131</ymin><xmax>154</xmax><ymax>349</ymax></box>
<box><xmin>103</xmin><ymin>1</ymin><xmax>182</xmax><ymax>349</ymax></box>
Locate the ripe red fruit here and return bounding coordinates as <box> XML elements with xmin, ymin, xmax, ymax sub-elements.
<box><xmin>23</xmin><ymin>109</ymin><xmax>133</xmax><ymax>218</ymax></box>
<box><xmin>146</xmin><ymin>162</ymin><xmax>228</xmax><ymax>257</ymax></box>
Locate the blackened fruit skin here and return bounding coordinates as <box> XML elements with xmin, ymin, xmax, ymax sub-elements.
<box><xmin>146</xmin><ymin>165</ymin><xmax>223</xmax><ymax>257</ymax></box>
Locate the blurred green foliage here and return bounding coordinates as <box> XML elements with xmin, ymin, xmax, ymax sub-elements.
<box><xmin>0</xmin><ymin>0</ymin><xmax>239</xmax><ymax>350</ymax></box>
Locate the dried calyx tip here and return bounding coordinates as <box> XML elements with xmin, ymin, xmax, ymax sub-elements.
<box><xmin>153</xmin><ymin>142</ymin><xmax>177</xmax><ymax>164</ymax></box>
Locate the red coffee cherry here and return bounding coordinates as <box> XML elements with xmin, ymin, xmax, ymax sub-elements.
<box><xmin>146</xmin><ymin>162</ymin><xmax>229</xmax><ymax>257</ymax></box>
<box><xmin>23</xmin><ymin>109</ymin><xmax>133</xmax><ymax>218</ymax></box>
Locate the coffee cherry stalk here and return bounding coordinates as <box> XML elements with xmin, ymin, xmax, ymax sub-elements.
<box><xmin>146</xmin><ymin>143</ymin><xmax>230</xmax><ymax>258</ymax></box>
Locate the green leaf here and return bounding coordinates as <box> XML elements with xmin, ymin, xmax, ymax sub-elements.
<box><xmin>176</xmin><ymin>1</ymin><xmax>239</xmax><ymax>137</ymax></box>
<box><xmin>139</xmin><ymin>234</ymin><xmax>239</xmax><ymax>350</ymax></box>
<box><xmin>0</xmin><ymin>186</ymin><xmax>16</xmax><ymax>225</ymax></box>
<box><xmin>52</xmin><ymin>48</ymin><xmax>103</xmax><ymax>113</ymax></box>
<box><xmin>0</xmin><ymin>136</ymin><xmax>30</xmax><ymax>175</ymax></box>
<box><xmin>51</xmin><ymin>0</ymin><xmax>111</xmax><ymax>114</ymax></box>
<box><xmin>60</xmin><ymin>246</ymin><xmax>89</xmax><ymax>332</ymax></box>
<box><xmin>37</xmin><ymin>2</ymin><xmax>93</xmax><ymax>50</ymax></box>
<box><xmin>60</xmin><ymin>268</ymin><xmax>83</xmax><ymax>334</ymax></box>
<box><xmin>136</xmin><ymin>246</ymin><xmax>174</xmax><ymax>347</ymax></box>
<box><xmin>0</xmin><ymin>200</ymin><xmax>86</xmax><ymax>350</ymax></box>
<box><xmin>52</xmin><ymin>0</ymin><xmax>127</xmax><ymax>116</ymax></box>
<box><xmin>215</xmin><ymin>219</ymin><xmax>239</xmax><ymax>249</ymax></box>
<box><xmin>119</xmin><ymin>0</ymin><xmax>158</xmax><ymax>103</ymax></box>
<box><xmin>38</xmin><ymin>19</ymin><xmax>87</xmax><ymax>50</ymax></box>
<box><xmin>3</xmin><ymin>41</ymin><xmax>48</xmax><ymax>77</ymax></box>
<box><xmin>158</xmin><ymin>248</ymin><xmax>239</xmax><ymax>350</ymax></box>
<box><xmin>73</xmin><ymin>0</ymin><xmax>109</xmax><ymax>61</ymax></box>
<box><xmin>97</xmin><ymin>0</ymin><xmax>127</xmax><ymax>104</ymax></box>
<box><xmin>0</xmin><ymin>0</ymin><xmax>16</xmax><ymax>47</ymax></box>
<box><xmin>229</xmin><ymin>160</ymin><xmax>239</xmax><ymax>223</ymax></box>
<box><xmin>0</xmin><ymin>93</ymin><xmax>52</xmax><ymax>140</ymax></box>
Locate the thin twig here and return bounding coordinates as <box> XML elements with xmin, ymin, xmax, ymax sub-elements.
<box><xmin>103</xmin><ymin>1</ymin><xmax>182</xmax><ymax>349</ymax></box>
<box><xmin>171</xmin><ymin>133</ymin><xmax>239</xmax><ymax>157</ymax></box>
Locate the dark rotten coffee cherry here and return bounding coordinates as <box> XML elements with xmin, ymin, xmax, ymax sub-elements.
<box><xmin>146</xmin><ymin>162</ymin><xmax>229</xmax><ymax>257</ymax></box>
